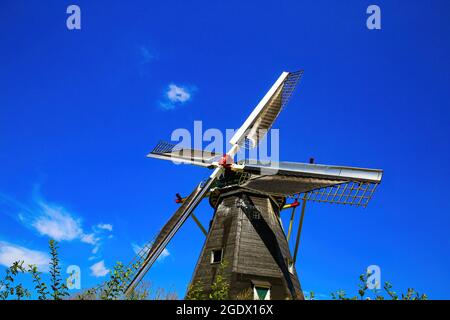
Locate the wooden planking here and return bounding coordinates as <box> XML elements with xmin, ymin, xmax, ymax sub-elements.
<box><xmin>186</xmin><ymin>188</ymin><xmax>303</xmax><ymax>300</ymax></box>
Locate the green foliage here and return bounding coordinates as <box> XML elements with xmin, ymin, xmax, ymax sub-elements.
<box><xmin>0</xmin><ymin>240</ymin><xmax>178</xmax><ymax>301</ymax></box>
<box><xmin>330</xmin><ymin>271</ymin><xmax>428</xmax><ymax>301</ymax></box>
<box><xmin>100</xmin><ymin>262</ymin><xmax>138</xmax><ymax>300</ymax></box>
<box><xmin>70</xmin><ymin>261</ymin><xmax>178</xmax><ymax>300</ymax></box>
<box><xmin>0</xmin><ymin>242</ymin><xmax>429</xmax><ymax>301</ymax></box>
<box><xmin>48</xmin><ymin>240</ymin><xmax>69</xmax><ymax>300</ymax></box>
<box><xmin>185</xmin><ymin>260</ymin><xmax>231</xmax><ymax>300</ymax></box>
<box><xmin>381</xmin><ymin>281</ymin><xmax>395</xmax><ymax>300</ymax></box>
<box><xmin>331</xmin><ymin>289</ymin><xmax>351</xmax><ymax>300</ymax></box>
<box><xmin>209</xmin><ymin>261</ymin><xmax>230</xmax><ymax>300</ymax></box>
<box><xmin>12</xmin><ymin>283</ymin><xmax>31</xmax><ymax>300</ymax></box>
<box><xmin>305</xmin><ymin>291</ymin><xmax>315</xmax><ymax>300</ymax></box>
<box><xmin>28</xmin><ymin>264</ymin><xmax>49</xmax><ymax>300</ymax></box>
<box><xmin>358</xmin><ymin>273</ymin><xmax>369</xmax><ymax>299</ymax></box>
<box><xmin>402</xmin><ymin>288</ymin><xmax>428</xmax><ymax>300</ymax></box>
<box><xmin>73</xmin><ymin>277</ymin><xmax>178</xmax><ymax>300</ymax></box>
<box><xmin>72</xmin><ymin>288</ymin><xmax>98</xmax><ymax>300</ymax></box>
<box><xmin>0</xmin><ymin>261</ymin><xmax>31</xmax><ymax>300</ymax></box>
<box><xmin>0</xmin><ymin>240</ymin><xmax>67</xmax><ymax>300</ymax></box>
<box><xmin>186</xmin><ymin>281</ymin><xmax>207</xmax><ymax>300</ymax></box>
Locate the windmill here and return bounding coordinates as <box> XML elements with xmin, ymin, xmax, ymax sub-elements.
<box><xmin>123</xmin><ymin>70</ymin><xmax>383</xmax><ymax>300</ymax></box>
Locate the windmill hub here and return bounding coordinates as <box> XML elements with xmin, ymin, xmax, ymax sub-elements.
<box><xmin>208</xmin><ymin>184</ymin><xmax>286</xmax><ymax>210</ymax></box>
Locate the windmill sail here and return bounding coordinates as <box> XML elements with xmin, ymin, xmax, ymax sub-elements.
<box><xmin>124</xmin><ymin>167</ymin><xmax>223</xmax><ymax>295</ymax></box>
<box><xmin>147</xmin><ymin>140</ymin><xmax>218</xmax><ymax>168</ymax></box>
<box><xmin>229</xmin><ymin>70</ymin><xmax>303</xmax><ymax>149</ymax></box>
<box><xmin>235</xmin><ymin>160</ymin><xmax>382</xmax><ymax>207</ymax></box>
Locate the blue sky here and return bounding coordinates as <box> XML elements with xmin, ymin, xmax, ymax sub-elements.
<box><xmin>0</xmin><ymin>0</ymin><xmax>449</xmax><ymax>299</ymax></box>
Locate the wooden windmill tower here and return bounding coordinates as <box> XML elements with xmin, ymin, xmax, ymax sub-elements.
<box><xmin>123</xmin><ymin>70</ymin><xmax>383</xmax><ymax>300</ymax></box>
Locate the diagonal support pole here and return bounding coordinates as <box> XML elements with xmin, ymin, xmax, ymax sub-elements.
<box><xmin>286</xmin><ymin>206</ymin><xmax>298</xmax><ymax>242</ymax></box>
<box><xmin>191</xmin><ymin>213</ymin><xmax>207</xmax><ymax>236</ymax></box>
<box><xmin>293</xmin><ymin>195</ymin><xmax>307</xmax><ymax>264</ymax></box>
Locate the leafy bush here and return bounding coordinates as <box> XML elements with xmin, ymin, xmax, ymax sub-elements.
<box><xmin>326</xmin><ymin>272</ymin><xmax>428</xmax><ymax>300</ymax></box>
<box><xmin>72</xmin><ymin>262</ymin><xmax>178</xmax><ymax>300</ymax></box>
<box><xmin>185</xmin><ymin>281</ymin><xmax>206</xmax><ymax>300</ymax></box>
<box><xmin>0</xmin><ymin>243</ymin><xmax>427</xmax><ymax>300</ymax></box>
<box><xmin>0</xmin><ymin>261</ymin><xmax>31</xmax><ymax>300</ymax></box>
<box><xmin>209</xmin><ymin>261</ymin><xmax>230</xmax><ymax>300</ymax></box>
<box><xmin>0</xmin><ymin>240</ymin><xmax>70</xmax><ymax>300</ymax></box>
<box><xmin>185</xmin><ymin>260</ymin><xmax>230</xmax><ymax>300</ymax></box>
<box><xmin>48</xmin><ymin>240</ymin><xmax>69</xmax><ymax>300</ymax></box>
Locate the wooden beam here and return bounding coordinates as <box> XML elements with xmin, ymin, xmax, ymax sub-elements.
<box><xmin>293</xmin><ymin>196</ymin><xmax>307</xmax><ymax>263</ymax></box>
<box><xmin>191</xmin><ymin>213</ymin><xmax>207</xmax><ymax>236</ymax></box>
<box><xmin>286</xmin><ymin>206</ymin><xmax>297</xmax><ymax>242</ymax></box>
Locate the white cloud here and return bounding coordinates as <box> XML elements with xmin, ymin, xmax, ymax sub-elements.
<box><xmin>0</xmin><ymin>191</ymin><xmax>113</xmax><ymax>257</ymax></box>
<box><xmin>97</xmin><ymin>223</ymin><xmax>113</xmax><ymax>232</ymax></box>
<box><xmin>30</xmin><ymin>202</ymin><xmax>107</xmax><ymax>253</ymax></box>
<box><xmin>32</xmin><ymin>202</ymin><xmax>83</xmax><ymax>241</ymax></box>
<box><xmin>158</xmin><ymin>248</ymin><xmax>170</xmax><ymax>261</ymax></box>
<box><xmin>80</xmin><ymin>233</ymin><xmax>98</xmax><ymax>245</ymax></box>
<box><xmin>132</xmin><ymin>243</ymin><xmax>170</xmax><ymax>262</ymax></box>
<box><xmin>159</xmin><ymin>83</ymin><xmax>195</xmax><ymax>110</ymax></box>
<box><xmin>0</xmin><ymin>241</ymin><xmax>50</xmax><ymax>271</ymax></box>
<box><xmin>167</xmin><ymin>84</ymin><xmax>191</xmax><ymax>103</ymax></box>
<box><xmin>0</xmin><ymin>193</ymin><xmax>113</xmax><ymax>262</ymax></box>
<box><xmin>90</xmin><ymin>260</ymin><xmax>110</xmax><ymax>277</ymax></box>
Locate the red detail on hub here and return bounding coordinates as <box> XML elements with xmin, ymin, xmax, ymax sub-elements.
<box><xmin>219</xmin><ymin>154</ymin><xmax>233</xmax><ymax>169</ymax></box>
